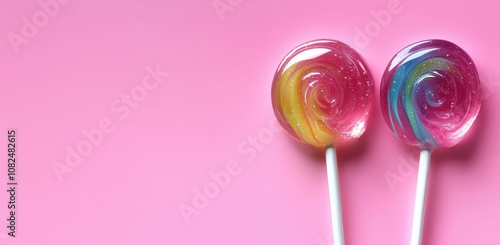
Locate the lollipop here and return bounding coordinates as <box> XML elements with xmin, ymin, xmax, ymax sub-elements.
<box><xmin>380</xmin><ymin>39</ymin><xmax>481</xmax><ymax>245</ymax></box>
<box><xmin>272</xmin><ymin>39</ymin><xmax>375</xmax><ymax>245</ymax></box>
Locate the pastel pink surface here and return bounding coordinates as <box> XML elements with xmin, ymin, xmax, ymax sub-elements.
<box><xmin>0</xmin><ymin>1</ymin><xmax>499</xmax><ymax>245</ymax></box>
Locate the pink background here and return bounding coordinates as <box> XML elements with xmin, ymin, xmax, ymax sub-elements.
<box><xmin>1</xmin><ymin>0</ymin><xmax>499</xmax><ymax>244</ymax></box>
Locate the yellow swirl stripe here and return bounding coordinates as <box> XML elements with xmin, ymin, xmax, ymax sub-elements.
<box><xmin>276</xmin><ymin>63</ymin><xmax>337</xmax><ymax>147</ymax></box>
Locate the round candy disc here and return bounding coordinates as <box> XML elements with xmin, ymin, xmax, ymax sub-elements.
<box><xmin>380</xmin><ymin>39</ymin><xmax>481</xmax><ymax>149</ymax></box>
<box><xmin>271</xmin><ymin>39</ymin><xmax>375</xmax><ymax>147</ymax></box>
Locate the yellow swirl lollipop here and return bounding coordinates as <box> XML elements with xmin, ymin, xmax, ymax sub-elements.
<box><xmin>271</xmin><ymin>39</ymin><xmax>375</xmax><ymax>245</ymax></box>
<box><xmin>272</xmin><ymin>40</ymin><xmax>374</xmax><ymax>147</ymax></box>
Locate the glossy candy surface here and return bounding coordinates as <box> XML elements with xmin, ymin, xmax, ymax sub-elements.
<box><xmin>380</xmin><ymin>39</ymin><xmax>481</xmax><ymax>149</ymax></box>
<box><xmin>272</xmin><ymin>40</ymin><xmax>375</xmax><ymax>147</ymax></box>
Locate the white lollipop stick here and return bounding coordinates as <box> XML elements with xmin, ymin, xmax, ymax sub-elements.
<box><xmin>326</xmin><ymin>147</ymin><xmax>345</xmax><ymax>245</ymax></box>
<box><xmin>411</xmin><ymin>149</ymin><xmax>431</xmax><ymax>245</ymax></box>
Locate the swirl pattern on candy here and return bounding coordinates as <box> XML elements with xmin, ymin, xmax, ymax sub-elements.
<box><xmin>380</xmin><ymin>39</ymin><xmax>481</xmax><ymax>149</ymax></box>
<box><xmin>271</xmin><ymin>40</ymin><xmax>375</xmax><ymax>147</ymax></box>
